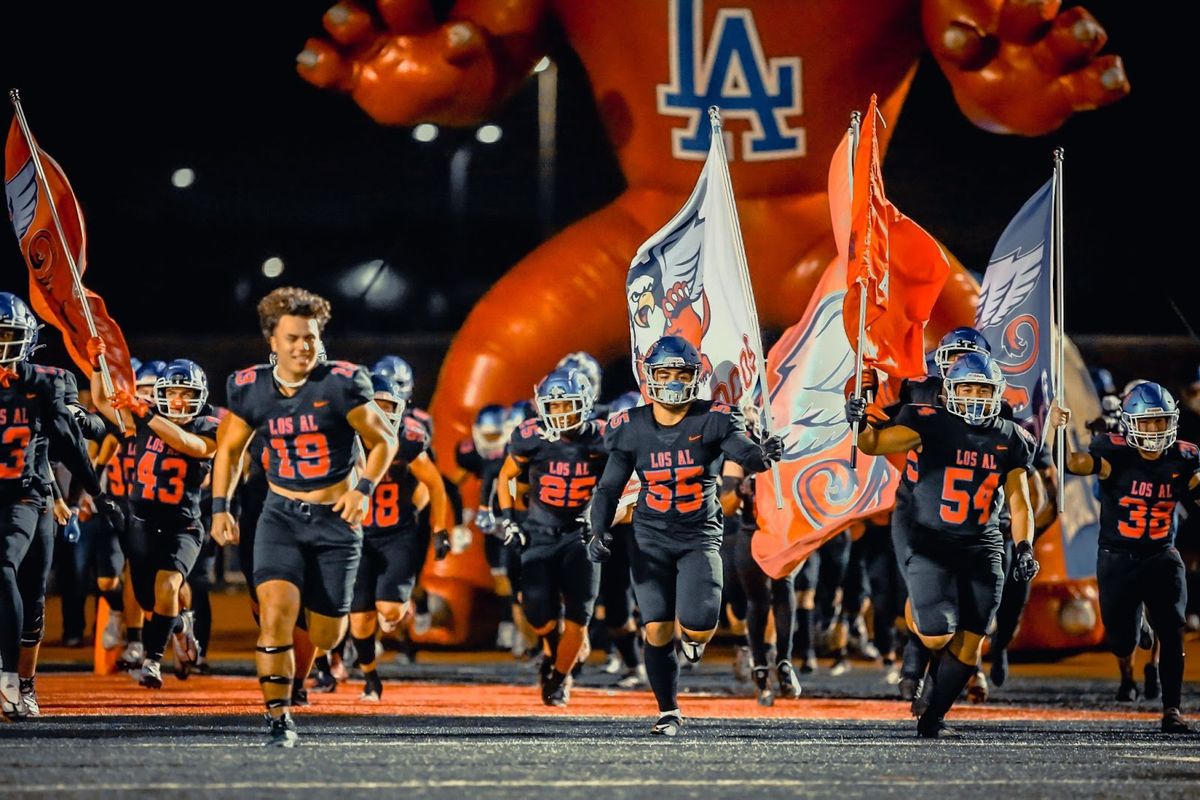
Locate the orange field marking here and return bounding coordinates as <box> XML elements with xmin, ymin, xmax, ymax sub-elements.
<box><xmin>33</xmin><ymin>675</ymin><xmax>1159</xmax><ymax>722</ymax></box>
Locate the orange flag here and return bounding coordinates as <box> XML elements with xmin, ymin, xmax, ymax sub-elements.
<box><xmin>751</xmin><ymin>127</ymin><xmax>900</xmax><ymax>578</ymax></box>
<box><xmin>5</xmin><ymin>115</ymin><xmax>134</xmax><ymax>392</ymax></box>
<box><xmin>842</xmin><ymin>95</ymin><xmax>950</xmax><ymax>379</ymax></box>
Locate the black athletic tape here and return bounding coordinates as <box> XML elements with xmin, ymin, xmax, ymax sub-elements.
<box><xmin>256</xmin><ymin>644</ymin><xmax>294</xmax><ymax>654</ymax></box>
<box><xmin>265</xmin><ymin>698</ymin><xmax>291</xmax><ymax>710</ymax></box>
<box><xmin>1087</xmin><ymin>457</ymin><xmax>1103</xmax><ymax>475</ymax></box>
<box><xmin>259</xmin><ymin>674</ymin><xmax>292</xmax><ymax>685</ymax></box>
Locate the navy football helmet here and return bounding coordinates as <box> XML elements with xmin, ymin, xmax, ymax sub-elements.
<box><xmin>1121</xmin><ymin>382</ymin><xmax>1178</xmax><ymax>453</ymax></box>
<box><xmin>0</xmin><ymin>293</ymin><xmax>40</xmax><ymax>367</ymax></box>
<box><xmin>370</xmin><ymin>372</ymin><xmax>407</xmax><ymax>429</ymax></box>
<box><xmin>556</xmin><ymin>351</ymin><xmax>602</xmax><ymax>401</ymax></box>
<box><xmin>534</xmin><ymin>367</ymin><xmax>593</xmax><ymax>438</ymax></box>
<box><xmin>473</xmin><ymin>403</ymin><xmax>508</xmax><ymax>459</ymax></box>
<box><xmin>154</xmin><ymin>359</ymin><xmax>208</xmax><ymax>421</ymax></box>
<box><xmin>934</xmin><ymin>327</ymin><xmax>991</xmax><ymax>378</ymax></box>
<box><xmin>135</xmin><ymin>360</ymin><xmax>168</xmax><ymax>398</ymax></box>
<box><xmin>503</xmin><ymin>399</ymin><xmax>535</xmax><ymax>441</ymax></box>
<box><xmin>944</xmin><ymin>352</ymin><xmax>1005</xmax><ymax>425</ymax></box>
<box><xmin>607</xmin><ymin>391</ymin><xmax>642</xmax><ymax>419</ymax></box>
<box><xmin>643</xmin><ymin>335</ymin><xmax>702</xmax><ymax>406</ymax></box>
<box><xmin>372</xmin><ymin>355</ymin><xmax>414</xmax><ymax>400</ymax></box>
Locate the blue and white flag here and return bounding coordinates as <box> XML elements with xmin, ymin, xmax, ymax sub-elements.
<box><xmin>625</xmin><ymin>118</ymin><xmax>761</xmax><ymax>410</ymax></box>
<box><xmin>975</xmin><ymin>179</ymin><xmax>1054</xmax><ymax>442</ymax></box>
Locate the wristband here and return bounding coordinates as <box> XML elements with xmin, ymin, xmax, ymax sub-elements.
<box><xmin>355</xmin><ymin>477</ymin><xmax>375</xmax><ymax>496</ymax></box>
<box><xmin>212</xmin><ymin>497</ymin><xmax>230</xmax><ymax>515</ymax></box>
<box><xmin>498</xmin><ymin>508</ymin><xmax>513</xmax><ymax>522</ymax></box>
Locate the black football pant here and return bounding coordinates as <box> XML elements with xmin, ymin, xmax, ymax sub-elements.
<box><xmin>1098</xmin><ymin>547</ymin><xmax>1187</xmax><ymax>710</ymax></box>
<box><xmin>733</xmin><ymin>528</ymin><xmax>796</xmax><ymax>665</ymax></box>
<box><xmin>0</xmin><ymin>498</ymin><xmax>42</xmax><ymax>672</ymax></box>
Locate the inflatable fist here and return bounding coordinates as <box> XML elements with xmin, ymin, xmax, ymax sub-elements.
<box><xmin>297</xmin><ymin>0</ymin><xmax>547</xmax><ymax>125</ymax></box>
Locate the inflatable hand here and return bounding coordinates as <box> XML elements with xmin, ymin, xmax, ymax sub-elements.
<box><xmin>297</xmin><ymin>0</ymin><xmax>549</xmax><ymax>126</ymax></box>
<box><xmin>923</xmin><ymin>0</ymin><xmax>1129</xmax><ymax>135</ymax></box>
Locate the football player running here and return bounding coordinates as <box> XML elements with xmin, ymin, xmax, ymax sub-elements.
<box><xmin>588</xmin><ymin>336</ymin><xmax>783</xmax><ymax>736</ymax></box>
<box><xmin>349</xmin><ymin>373</ymin><xmax>448</xmax><ymax>702</ymax></box>
<box><xmin>1053</xmin><ymin>383</ymin><xmax>1198</xmax><ymax>733</ymax></box>
<box><xmin>90</xmin><ymin>351</ymin><xmax>219</xmax><ymax>690</ymax></box>
<box><xmin>496</xmin><ymin>367</ymin><xmax>607</xmax><ymax>706</ymax></box>
<box><xmin>848</xmin><ymin>352</ymin><xmax>1039</xmax><ymax>737</ymax></box>
<box><xmin>209</xmin><ymin>287</ymin><xmax>397</xmax><ymax>747</ymax></box>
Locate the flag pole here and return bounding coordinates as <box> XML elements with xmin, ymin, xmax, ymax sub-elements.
<box><xmin>848</xmin><ymin>110</ymin><xmax>865</xmax><ymax>469</ymax></box>
<box><xmin>707</xmin><ymin>106</ymin><xmax>783</xmax><ymax>508</ymax></box>
<box><xmin>8</xmin><ymin>89</ymin><xmax>118</xmax><ymax>402</ymax></box>
<box><xmin>1052</xmin><ymin>147</ymin><xmax>1066</xmax><ymax>515</ymax></box>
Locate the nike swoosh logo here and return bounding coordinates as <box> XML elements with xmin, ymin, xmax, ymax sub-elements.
<box><xmin>996</xmin><ymin>446</ymin><xmax>1008</xmax><ymax>451</ymax></box>
<box><xmin>26</xmin><ymin>393</ymin><xmax>37</xmax><ymax>399</ymax></box>
<box><xmin>688</xmin><ymin>435</ymin><xmax>702</xmax><ymax>441</ymax></box>
<box><xmin>314</xmin><ymin>400</ymin><xmax>329</xmax><ymax>408</ymax></box>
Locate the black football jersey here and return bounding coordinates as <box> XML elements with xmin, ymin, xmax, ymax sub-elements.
<box><xmin>456</xmin><ymin>438</ymin><xmax>505</xmax><ymax>509</ymax></box>
<box><xmin>591</xmin><ymin>401</ymin><xmax>770</xmax><ymax>542</ymax></box>
<box><xmin>0</xmin><ymin>362</ymin><xmax>100</xmax><ymax>498</ymax></box>
<box><xmin>126</xmin><ymin>413</ymin><xmax>220</xmax><ymax>522</ymax></box>
<box><xmin>364</xmin><ymin>415</ymin><xmax>431</xmax><ymax>535</ymax></box>
<box><xmin>404</xmin><ymin>406</ymin><xmax>437</xmax><ymax>462</ymax></box>
<box><xmin>893</xmin><ymin>404</ymin><xmax>1036</xmax><ymax>543</ymax></box>
<box><xmin>226</xmin><ymin>361</ymin><xmax>373</xmax><ymax>492</ymax></box>
<box><xmin>1089</xmin><ymin>433</ymin><xmax>1200</xmax><ymax>554</ymax></box>
<box><xmin>508</xmin><ymin>418</ymin><xmax>607</xmax><ymax>528</ymax></box>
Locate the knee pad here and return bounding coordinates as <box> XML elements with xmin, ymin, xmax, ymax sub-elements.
<box><xmin>21</xmin><ymin>602</ymin><xmax>45</xmax><ymax>647</ymax></box>
<box><xmin>679</xmin><ymin>599</ymin><xmax>721</xmax><ymax>634</ymax></box>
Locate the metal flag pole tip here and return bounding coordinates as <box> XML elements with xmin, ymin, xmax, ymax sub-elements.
<box><xmin>9</xmin><ymin>88</ymin><xmax>21</xmax><ymax>103</ymax></box>
<box><xmin>708</xmin><ymin>105</ymin><xmax>722</xmax><ymax>126</ymax></box>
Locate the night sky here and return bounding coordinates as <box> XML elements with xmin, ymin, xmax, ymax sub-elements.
<box><xmin>1</xmin><ymin>1</ymin><xmax>1181</xmax><ymax>343</ymax></box>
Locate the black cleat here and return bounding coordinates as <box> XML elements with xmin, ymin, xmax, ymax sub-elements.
<box><xmin>990</xmin><ymin>648</ymin><xmax>1009</xmax><ymax>687</ymax></box>
<box><xmin>537</xmin><ymin>655</ymin><xmax>554</xmax><ymax>692</ymax></box>
<box><xmin>916</xmin><ymin>712</ymin><xmax>957</xmax><ymax>739</ymax></box>
<box><xmin>360</xmin><ymin>671</ymin><xmax>383</xmax><ymax>702</ymax></box>
<box><xmin>912</xmin><ymin>672</ymin><xmax>935</xmax><ymax>718</ymax></box>
<box><xmin>542</xmin><ymin>669</ymin><xmax>569</xmax><ymax>707</ymax></box>
<box><xmin>265</xmin><ymin>713</ymin><xmax>299</xmax><ymax>748</ymax></box>
<box><xmin>776</xmin><ymin>661</ymin><xmax>802</xmax><ymax>700</ymax></box>
<box><xmin>1162</xmin><ymin>707</ymin><xmax>1190</xmax><ymax>734</ymax></box>
<box><xmin>799</xmin><ymin>654</ymin><xmax>817</xmax><ymax>674</ymax></box>
<box><xmin>752</xmin><ymin>667</ymin><xmax>774</xmax><ymax>707</ymax></box>
<box><xmin>1138</xmin><ymin>618</ymin><xmax>1154</xmax><ymax>650</ymax></box>
<box><xmin>1143</xmin><ymin>664</ymin><xmax>1160</xmax><ymax>701</ymax></box>
<box><xmin>650</xmin><ymin>711</ymin><xmax>682</xmax><ymax>736</ymax></box>
<box><xmin>1116</xmin><ymin>677</ymin><xmax>1139</xmax><ymax>703</ymax></box>
<box><xmin>311</xmin><ymin>668</ymin><xmax>337</xmax><ymax>694</ymax></box>
<box><xmin>898</xmin><ymin>677</ymin><xmax>920</xmax><ymax>702</ymax></box>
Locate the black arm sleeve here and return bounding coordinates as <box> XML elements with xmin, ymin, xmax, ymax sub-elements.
<box><xmin>589</xmin><ymin>448</ymin><xmax>636</xmax><ymax>534</ymax></box>
<box><xmin>45</xmin><ymin>398</ymin><xmax>104</xmax><ymax>498</ymax></box>
<box><xmin>721</xmin><ymin>431</ymin><xmax>770</xmax><ymax>474</ymax></box>
<box><xmin>76</xmin><ymin>409</ymin><xmax>108</xmax><ymax>442</ymax></box>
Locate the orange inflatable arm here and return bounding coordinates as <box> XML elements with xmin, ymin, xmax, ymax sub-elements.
<box><xmin>297</xmin><ymin>0</ymin><xmax>554</xmax><ymax>126</ymax></box>
<box><xmin>922</xmin><ymin>0</ymin><xmax>1129</xmax><ymax>135</ymax></box>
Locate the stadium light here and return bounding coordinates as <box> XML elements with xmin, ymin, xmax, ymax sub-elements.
<box><xmin>475</xmin><ymin>124</ymin><xmax>502</xmax><ymax>145</ymax></box>
<box><xmin>171</xmin><ymin>167</ymin><xmax>195</xmax><ymax>188</ymax></box>
<box><xmin>413</xmin><ymin>123</ymin><xmax>439</xmax><ymax>143</ymax></box>
<box><xmin>262</xmin><ymin>256</ymin><xmax>284</xmax><ymax>278</ymax></box>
